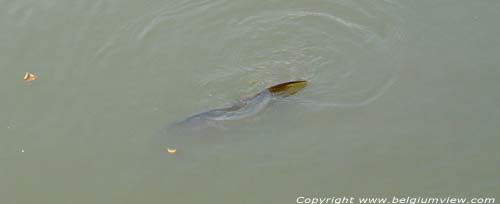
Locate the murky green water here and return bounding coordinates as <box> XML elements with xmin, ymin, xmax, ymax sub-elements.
<box><xmin>1</xmin><ymin>0</ymin><xmax>499</xmax><ymax>203</ymax></box>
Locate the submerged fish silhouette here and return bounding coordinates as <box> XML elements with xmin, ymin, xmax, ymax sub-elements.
<box><xmin>175</xmin><ymin>80</ymin><xmax>308</xmax><ymax>129</ymax></box>
<box><xmin>159</xmin><ymin>80</ymin><xmax>308</xmax><ymax>153</ymax></box>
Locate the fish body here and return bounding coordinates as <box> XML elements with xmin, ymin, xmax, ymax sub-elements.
<box><xmin>174</xmin><ymin>80</ymin><xmax>307</xmax><ymax>129</ymax></box>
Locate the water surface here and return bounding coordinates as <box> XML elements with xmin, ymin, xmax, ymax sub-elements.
<box><xmin>1</xmin><ymin>0</ymin><xmax>499</xmax><ymax>203</ymax></box>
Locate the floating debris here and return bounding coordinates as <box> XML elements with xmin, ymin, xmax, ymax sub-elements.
<box><xmin>166</xmin><ymin>148</ymin><xmax>177</xmax><ymax>155</ymax></box>
<box><xmin>23</xmin><ymin>72</ymin><xmax>37</xmax><ymax>82</ymax></box>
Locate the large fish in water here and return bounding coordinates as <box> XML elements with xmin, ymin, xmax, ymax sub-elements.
<box><xmin>174</xmin><ymin>80</ymin><xmax>308</xmax><ymax>129</ymax></box>
<box><xmin>161</xmin><ymin>80</ymin><xmax>307</xmax><ymax>153</ymax></box>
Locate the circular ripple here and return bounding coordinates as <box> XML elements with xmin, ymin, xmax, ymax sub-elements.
<box><xmin>96</xmin><ymin>0</ymin><xmax>405</xmax><ymax>110</ymax></box>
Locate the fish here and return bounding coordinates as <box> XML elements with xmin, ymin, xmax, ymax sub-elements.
<box><xmin>174</xmin><ymin>80</ymin><xmax>308</xmax><ymax>129</ymax></box>
<box><xmin>158</xmin><ymin>80</ymin><xmax>307</xmax><ymax>154</ymax></box>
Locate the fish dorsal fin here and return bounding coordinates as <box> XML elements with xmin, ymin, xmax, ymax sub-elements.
<box><xmin>267</xmin><ymin>80</ymin><xmax>308</xmax><ymax>97</ymax></box>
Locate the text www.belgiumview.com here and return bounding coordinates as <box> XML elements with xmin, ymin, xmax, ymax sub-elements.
<box><xmin>296</xmin><ymin>196</ymin><xmax>496</xmax><ymax>204</ymax></box>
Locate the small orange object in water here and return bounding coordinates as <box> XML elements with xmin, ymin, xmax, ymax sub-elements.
<box><xmin>23</xmin><ymin>72</ymin><xmax>37</xmax><ymax>82</ymax></box>
<box><xmin>166</xmin><ymin>148</ymin><xmax>177</xmax><ymax>155</ymax></box>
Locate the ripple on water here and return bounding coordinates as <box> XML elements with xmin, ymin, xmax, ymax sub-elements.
<box><xmin>95</xmin><ymin>0</ymin><xmax>405</xmax><ymax>111</ymax></box>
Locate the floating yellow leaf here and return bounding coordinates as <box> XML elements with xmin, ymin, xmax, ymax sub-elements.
<box><xmin>166</xmin><ymin>148</ymin><xmax>177</xmax><ymax>155</ymax></box>
<box><xmin>23</xmin><ymin>72</ymin><xmax>37</xmax><ymax>82</ymax></box>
